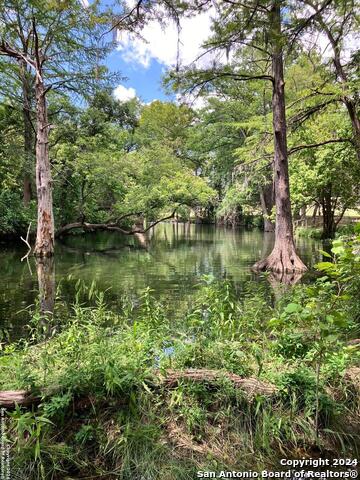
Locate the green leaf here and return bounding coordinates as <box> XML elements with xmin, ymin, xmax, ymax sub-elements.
<box><xmin>316</xmin><ymin>262</ymin><xmax>334</xmax><ymax>271</ymax></box>
<box><xmin>331</xmin><ymin>246</ymin><xmax>345</xmax><ymax>255</ymax></box>
<box><xmin>268</xmin><ymin>317</ymin><xmax>282</xmax><ymax>327</ymax></box>
<box><xmin>284</xmin><ymin>303</ymin><xmax>301</xmax><ymax>314</ymax></box>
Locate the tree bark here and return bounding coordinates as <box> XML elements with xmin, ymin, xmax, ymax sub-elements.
<box><xmin>321</xmin><ymin>187</ymin><xmax>336</xmax><ymax>239</ymax></box>
<box><xmin>333</xmin><ymin>52</ymin><xmax>360</xmax><ymax>162</ymax></box>
<box><xmin>36</xmin><ymin>256</ymin><xmax>55</xmax><ymax>317</ymax></box>
<box><xmin>317</xmin><ymin>16</ymin><xmax>360</xmax><ymax>162</ymax></box>
<box><xmin>34</xmin><ymin>77</ymin><xmax>54</xmax><ymax>257</ymax></box>
<box><xmin>259</xmin><ymin>183</ymin><xmax>275</xmax><ymax>232</ymax></box>
<box><xmin>56</xmin><ymin>208</ymin><xmax>180</xmax><ymax>238</ymax></box>
<box><xmin>253</xmin><ymin>1</ymin><xmax>307</xmax><ymax>274</ymax></box>
<box><xmin>300</xmin><ymin>205</ymin><xmax>307</xmax><ymax>227</ymax></box>
<box><xmin>20</xmin><ymin>60</ymin><xmax>33</xmax><ymax>206</ymax></box>
<box><xmin>344</xmin><ymin>99</ymin><xmax>360</xmax><ymax>162</ymax></box>
<box><xmin>312</xmin><ymin>203</ymin><xmax>318</xmax><ymax>226</ymax></box>
<box><xmin>0</xmin><ymin>390</ymin><xmax>41</xmax><ymax>409</ymax></box>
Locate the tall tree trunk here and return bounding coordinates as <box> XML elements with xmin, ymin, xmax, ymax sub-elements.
<box><xmin>34</xmin><ymin>77</ymin><xmax>54</xmax><ymax>257</ymax></box>
<box><xmin>300</xmin><ymin>205</ymin><xmax>307</xmax><ymax>227</ymax></box>
<box><xmin>259</xmin><ymin>183</ymin><xmax>275</xmax><ymax>232</ymax></box>
<box><xmin>253</xmin><ymin>1</ymin><xmax>306</xmax><ymax>274</ymax></box>
<box><xmin>20</xmin><ymin>60</ymin><xmax>33</xmax><ymax>206</ymax></box>
<box><xmin>36</xmin><ymin>256</ymin><xmax>55</xmax><ymax>317</ymax></box>
<box><xmin>312</xmin><ymin>203</ymin><xmax>318</xmax><ymax>226</ymax></box>
<box><xmin>318</xmin><ymin>18</ymin><xmax>360</xmax><ymax>162</ymax></box>
<box><xmin>321</xmin><ymin>187</ymin><xmax>336</xmax><ymax>239</ymax></box>
<box><xmin>343</xmin><ymin>97</ymin><xmax>360</xmax><ymax>162</ymax></box>
<box><xmin>333</xmin><ymin>55</ymin><xmax>360</xmax><ymax>162</ymax></box>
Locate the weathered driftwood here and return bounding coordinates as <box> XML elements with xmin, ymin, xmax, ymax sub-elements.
<box><xmin>0</xmin><ymin>390</ymin><xmax>40</xmax><ymax>409</ymax></box>
<box><xmin>0</xmin><ymin>369</ymin><xmax>277</xmax><ymax>408</ymax></box>
<box><xmin>160</xmin><ymin>369</ymin><xmax>277</xmax><ymax>398</ymax></box>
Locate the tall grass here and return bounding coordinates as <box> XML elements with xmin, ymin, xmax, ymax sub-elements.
<box><xmin>1</xmin><ymin>233</ymin><xmax>360</xmax><ymax>479</ymax></box>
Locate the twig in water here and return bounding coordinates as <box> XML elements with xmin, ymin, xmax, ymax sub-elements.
<box><xmin>21</xmin><ymin>222</ymin><xmax>33</xmax><ymax>274</ymax></box>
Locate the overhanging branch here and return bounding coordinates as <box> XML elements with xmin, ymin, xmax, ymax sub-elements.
<box><xmin>288</xmin><ymin>138</ymin><xmax>352</xmax><ymax>155</ymax></box>
<box><xmin>55</xmin><ymin>204</ymin><xmax>188</xmax><ymax>238</ymax></box>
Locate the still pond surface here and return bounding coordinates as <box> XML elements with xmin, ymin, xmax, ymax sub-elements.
<box><xmin>0</xmin><ymin>223</ymin><xmax>322</xmax><ymax>340</ymax></box>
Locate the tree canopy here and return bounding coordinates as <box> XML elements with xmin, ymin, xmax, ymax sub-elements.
<box><xmin>0</xmin><ymin>0</ymin><xmax>358</xmax><ymax>267</ymax></box>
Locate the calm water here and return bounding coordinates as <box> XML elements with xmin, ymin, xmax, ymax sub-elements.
<box><xmin>0</xmin><ymin>223</ymin><xmax>322</xmax><ymax>340</ymax></box>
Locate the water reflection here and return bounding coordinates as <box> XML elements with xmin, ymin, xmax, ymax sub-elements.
<box><xmin>0</xmin><ymin>224</ymin><xmax>322</xmax><ymax>339</ymax></box>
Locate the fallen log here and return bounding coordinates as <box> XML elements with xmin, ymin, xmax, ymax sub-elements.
<box><xmin>0</xmin><ymin>369</ymin><xmax>277</xmax><ymax>409</ymax></box>
<box><xmin>0</xmin><ymin>390</ymin><xmax>41</xmax><ymax>409</ymax></box>
<box><xmin>160</xmin><ymin>369</ymin><xmax>278</xmax><ymax>398</ymax></box>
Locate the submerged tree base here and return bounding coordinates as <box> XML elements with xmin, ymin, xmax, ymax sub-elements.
<box><xmin>253</xmin><ymin>243</ymin><xmax>307</xmax><ymax>275</ymax></box>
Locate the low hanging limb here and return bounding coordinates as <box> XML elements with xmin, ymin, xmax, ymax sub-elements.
<box><xmin>55</xmin><ymin>206</ymin><xmax>185</xmax><ymax>239</ymax></box>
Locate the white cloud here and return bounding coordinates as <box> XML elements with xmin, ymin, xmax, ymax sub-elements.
<box><xmin>176</xmin><ymin>93</ymin><xmax>209</xmax><ymax>111</ymax></box>
<box><xmin>116</xmin><ymin>8</ymin><xmax>216</xmax><ymax>69</ymax></box>
<box><xmin>113</xmin><ymin>84</ymin><xmax>137</xmax><ymax>101</ymax></box>
<box><xmin>176</xmin><ymin>91</ymin><xmax>227</xmax><ymax>111</ymax></box>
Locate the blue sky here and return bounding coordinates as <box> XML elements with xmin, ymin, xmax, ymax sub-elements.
<box><xmin>103</xmin><ymin>6</ymin><xmax>214</xmax><ymax>104</ymax></box>
<box><xmin>106</xmin><ymin>50</ymin><xmax>171</xmax><ymax>103</ymax></box>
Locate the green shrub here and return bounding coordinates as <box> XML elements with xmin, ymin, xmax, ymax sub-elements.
<box><xmin>0</xmin><ymin>190</ymin><xmax>36</xmax><ymax>235</ymax></box>
<box><xmin>1</xmin><ymin>246</ymin><xmax>360</xmax><ymax>478</ymax></box>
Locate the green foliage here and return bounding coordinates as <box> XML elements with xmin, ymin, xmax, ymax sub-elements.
<box><xmin>296</xmin><ymin>226</ymin><xmax>323</xmax><ymax>239</ymax></box>
<box><xmin>1</xmin><ymin>244</ymin><xmax>360</xmax><ymax>478</ymax></box>
<box><xmin>49</xmin><ymin>99</ymin><xmax>216</xmax><ymax>230</ymax></box>
<box><xmin>0</xmin><ymin>0</ymin><xmax>360</xmax><ymax>476</ymax></box>
<box><xmin>0</xmin><ymin>191</ymin><xmax>36</xmax><ymax>235</ymax></box>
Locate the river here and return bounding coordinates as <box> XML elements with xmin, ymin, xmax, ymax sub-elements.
<box><xmin>0</xmin><ymin>223</ymin><xmax>322</xmax><ymax>341</ymax></box>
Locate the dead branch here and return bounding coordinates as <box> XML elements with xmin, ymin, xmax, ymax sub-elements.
<box><xmin>20</xmin><ymin>222</ymin><xmax>32</xmax><ymax>261</ymax></box>
<box><xmin>160</xmin><ymin>369</ymin><xmax>278</xmax><ymax>398</ymax></box>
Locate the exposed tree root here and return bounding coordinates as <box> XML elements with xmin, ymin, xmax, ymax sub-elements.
<box><xmin>253</xmin><ymin>243</ymin><xmax>307</xmax><ymax>275</ymax></box>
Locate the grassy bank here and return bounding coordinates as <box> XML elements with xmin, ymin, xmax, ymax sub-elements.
<box><xmin>1</xmin><ymin>237</ymin><xmax>360</xmax><ymax>479</ymax></box>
